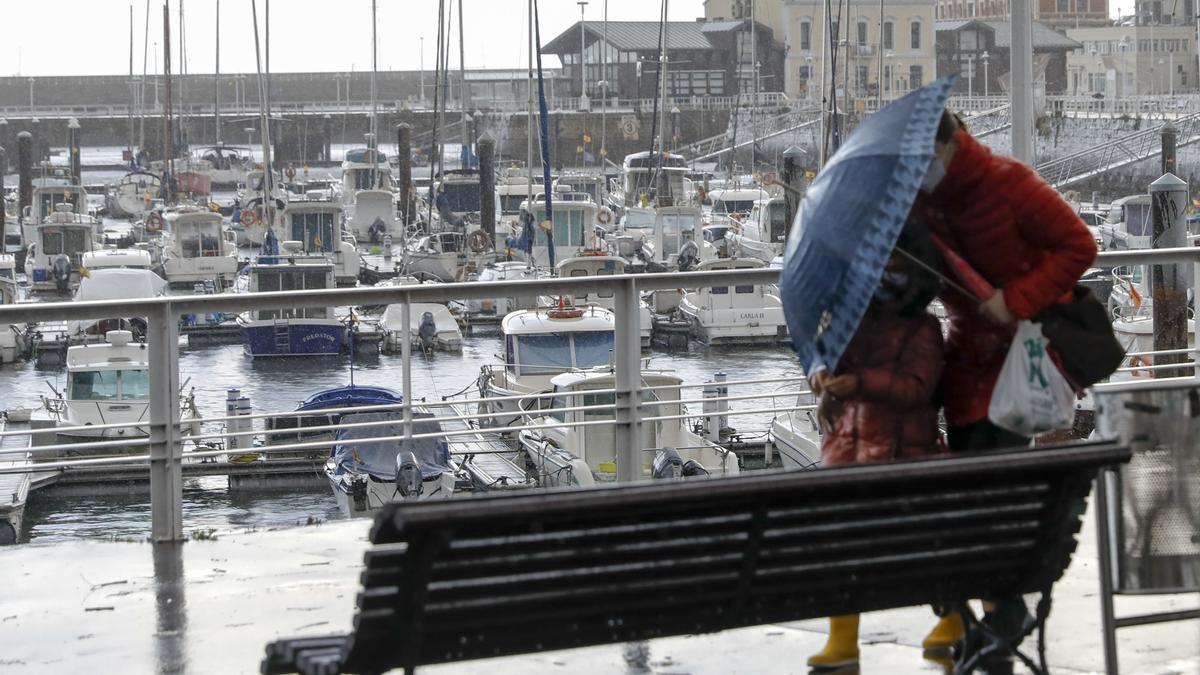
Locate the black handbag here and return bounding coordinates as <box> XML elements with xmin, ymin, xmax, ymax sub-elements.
<box><xmin>1035</xmin><ymin>285</ymin><xmax>1125</xmax><ymax>388</ymax></box>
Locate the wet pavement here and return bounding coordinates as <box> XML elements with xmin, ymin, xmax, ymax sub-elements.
<box><xmin>0</xmin><ymin>500</ymin><xmax>1196</xmax><ymax>674</ymax></box>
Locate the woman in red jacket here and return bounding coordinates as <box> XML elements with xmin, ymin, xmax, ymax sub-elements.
<box><xmin>806</xmin><ymin>221</ymin><xmax>948</xmax><ymax>669</ymax></box>
<box><xmin>918</xmin><ymin>112</ymin><xmax>1097</xmax><ymax>450</ymax></box>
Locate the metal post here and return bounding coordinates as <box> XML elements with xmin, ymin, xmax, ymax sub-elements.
<box><xmin>1149</xmin><ymin>173</ymin><xmax>1189</xmax><ymax>378</ymax></box>
<box><xmin>225</xmin><ymin>388</ymin><xmax>240</xmax><ymax>451</ymax></box>
<box><xmin>401</xmin><ymin>294</ymin><xmax>413</xmax><ymax>453</ymax></box>
<box><xmin>1010</xmin><ymin>0</ymin><xmax>1035</xmax><ymax>163</ymax></box>
<box><xmin>147</xmin><ymin>303</ymin><xmax>183</xmax><ymax>542</ymax></box>
<box><xmin>613</xmin><ymin>277</ymin><xmax>641</xmax><ymax>482</ymax></box>
<box><xmin>1094</xmin><ymin>470</ymin><xmax>1120</xmax><ymax>675</ymax></box>
<box><xmin>68</xmin><ymin>118</ymin><xmax>82</xmax><ymax>186</ymax></box>
<box><xmin>478</xmin><ymin>134</ymin><xmax>496</xmax><ymax>244</ymax></box>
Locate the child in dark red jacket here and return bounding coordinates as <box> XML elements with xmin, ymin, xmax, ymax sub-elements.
<box><xmin>806</xmin><ymin>220</ymin><xmax>952</xmax><ymax>669</ymax></box>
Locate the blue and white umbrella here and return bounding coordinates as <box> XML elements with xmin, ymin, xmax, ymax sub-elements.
<box><xmin>780</xmin><ymin>75</ymin><xmax>956</xmax><ymax>373</ymax></box>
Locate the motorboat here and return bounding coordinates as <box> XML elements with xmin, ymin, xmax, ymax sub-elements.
<box><xmin>519</xmin><ymin>370</ymin><xmax>741</xmax><ymax>486</ymax></box>
<box><xmin>192</xmin><ymin>143</ymin><xmax>251</xmax><ymax>186</ymax></box>
<box><xmin>24</xmin><ymin>184</ymin><xmax>90</xmax><ymax>245</ymax></box>
<box><xmin>521</xmin><ymin>192</ymin><xmax>599</xmax><ymax>267</ymax></box>
<box><xmin>768</xmin><ymin>386</ymin><xmax>822</xmax><ymax>470</ymax></box>
<box><xmin>106</xmin><ymin>171</ymin><xmax>162</xmax><ymax>220</ymax></box>
<box><xmin>240</xmin><ymin>245</ymin><xmax>346</xmax><ymax>357</ymax></box>
<box><xmin>497</xmin><ymin>167</ymin><xmax>536</xmax><ymax>217</ymax></box>
<box><xmin>264</xmin><ymin>383</ymin><xmax>403</xmax><ymax>456</ymax></box>
<box><xmin>342</xmin><ymin>146</ymin><xmax>397</xmax><ymax>244</ymax></box>
<box><xmin>159</xmin><ymin>206</ymin><xmax>238</xmax><ymax>289</ymax></box>
<box><xmin>553</xmin><ymin>172</ymin><xmax>607</xmax><ymax>208</ymax></box>
<box><xmin>463</xmin><ymin>260</ymin><xmax>546</xmax><ymax>324</ymax></box>
<box><xmin>282</xmin><ymin>200</ymin><xmax>360</xmax><ymax>286</ymax></box>
<box><xmin>380</xmin><ymin>303</ymin><xmax>464</xmax><ymax>353</ymax></box>
<box><xmin>81</xmin><ymin>248</ymin><xmax>154</xmax><ymax>272</ymax></box>
<box><xmin>677</xmin><ymin>257</ymin><xmax>788</xmax><ymax>345</ymax></box>
<box><xmin>544</xmin><ymin>253</ymin><xmax>652</xmax><ymax>348</ymax></box>
<box><xmin>0</xmin><ymin>254</ymin><xmax>22</xmax><ymax>363</ymax></box>
<box><xmin>24</xmin><ymin>204</ymin><xmax>98</xmax><ymax>293</ymax></box>
<box><xmin>401</xmin><ymin>231</ymin><xmax>466</xmax><ymax>282</ymax></box>
<box><xmin>47</xmin><ymin>330</ymin><xmax>150</xmax><ymax>442</ymax></box>
<box><xmin>616</xmin><ymin>150</ymin><xmax>688</xmax><ymax>209</ymax></box>
<box><xmin>477</xmin><ymin>305</ymin><xmax>615</xmax><ymax>428</ymax></box>
<box><xmin>432</xmin><ymin>168</ymin><xmax>485</xmax><ymax>228</ymax></box>
<box><xmin>727</xmin><ymin>196</ymin><xmax>788</xmax><ymax>264</ymax></box>
<box><xmin>233</xmin><ymin>169</ymin><xmax>287</xmax><ymax>246</ymax></box>
<box><xmin>67</xmin><ymin>267</ymin><xmax>168</xmax><ymax>341</ymax></box>
<box><xmin>325</xmin><ymin>411</ymin><xmax>462</xmax><ymax>517</ymax></box>
<box><xmin>1098</xmin><ymin>194</ymin><xmax>1152</xmax><ymax>250</ymax></box>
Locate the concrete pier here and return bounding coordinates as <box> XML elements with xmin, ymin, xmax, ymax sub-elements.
<box><xmin>0</xmin><ymin>498</ymin><xmax>1194</xmax><ymax>673</ymax></box>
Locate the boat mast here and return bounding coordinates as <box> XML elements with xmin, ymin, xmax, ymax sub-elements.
<box><xmin>128</xmin><ymin>4</ymin><xmax>135</xmax><ymax>159</ymax></box>
<box><xmin>251</xmin><ymin>0</ymin><xmax>273</xmax><ymax>230</ymax></box>
<box><xmin>526</xmin><ymin>0</ymin><xmax>534</xmax><ymax>223</ymax></box>
<box><xmin>140</xmin><ymin>0</ymin><xmax>150</xmax><ymax>157</ymax></box>
<box><xmin>371</xmin><ymin>0</ymin><xmax>378</xmax><ymax>189</ymax></box>
<box><xmin>214</xmin><ymin>0</ymin><xmax>221</xmax><ymax>144</ymax></box>
<box><xmin>459</xmin><ymin>0</ymin><xmax>469</xmax><ymax>167</ymax></box>
<box><xmin>426</xmin><ymin>0</ymin><xmax>447</xmax><ymax>233</ymax></box>
<box><xmin>162</xmin><ymin>1</ymin><xmax>175</xmax><ymax>205</ymax></box>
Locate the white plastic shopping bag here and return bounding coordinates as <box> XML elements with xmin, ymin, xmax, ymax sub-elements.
<box><xmin>988</xmin><ymin>321</ymin><xmax>1076</xmax><ymax>437</ymax></box>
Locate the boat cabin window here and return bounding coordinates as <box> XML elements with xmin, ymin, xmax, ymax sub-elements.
<box><xmin>548</xmin><ymin>393</ymin><xmax>569</xmax><ymax>423</ymax></box>
<box><xmin>658</xmin><ymin>214</ymin><xmax>694</xmax><ymax>257</ymax></box>
<box><xmin>71</xmin><ymin>369</ymin><xmax>148</xmax><ymax>401</ymax></box>
<box><xmin>179</xmin><ymin>221</ymin><xmax>223</xmax><ymax>258</ymax></box>
<box><xmin>595</xmin><ymin>267</ymin><xmax>614</xmax><ymax>298</ymax></box>
<box><xmin>1122</xmin><ymin>202</ymin><xmax>1152</xmax><ymax>238</ymax></box>
<box><xmin>534</xmin><ymin>208</ymin><xmax>588</xmax><ymax>248</ymax></box>
<box><xmin>352</xmin><ymin>168</ymin><xmax>389</xmax><ymax>191</ymax></box>
<box><xmin>768</xmin><ymin>201</ymin><xmax>789</xmax><ymax>242</ymax></box>
<box><xmin>254</xmin><ymin>269</ymin><xmax>330</xmax><ymax>319</ymax></box>
<box><xmin>290</xmin><ymin>211</ymin><xmax>336</xmax><ymax>253</ymax></box>
<box><xmin>735</xmin><ymin>284</ymin><xmax>755</xmax><ymax>294</ymax></box>
<box><xmin>500</xmin><ymin>194</ymin><xmax>527</xmax><ymax>213</ymax></box>
<box><xmin>513</xmin><ymin>330</ymin><xmax>613</xmax><ymax>375</ymax></box>
<box><xmin>441</xmin><ymin>183</ymin><xmax>481</xmax><ymax>213</ymax></box>
<box><xmin>0</xmin><ymin>267</ymin><xmax>13</xmax><ymax>280</ymax></box>
<box><xmin>37</xmin><ymin>191</ymin><xmax>79</xmax><ymax>216</ymax></box>
<box><xmin>715</xmin><ymin>198</ymin><xmax>755</xmax><ymax>215</ymax></box>
<box><xmin>41</xmin><ymin>226</ymin><xmax>91</xmax><ymax>256</ymax></box>
<box><xmin>712</xmin><ymin>286</ymin><xmax>729</xmax><ymax>295</ymax></box>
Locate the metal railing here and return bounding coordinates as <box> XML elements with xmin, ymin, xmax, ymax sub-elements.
<box><xmin>1035</xmin><ymin>110</ymin><xmax>1200</xmax><ymax>188</ymax></box>
<box><xmin>2</xmin><ymin>249</ymin><xmax>1198</xmax><ymax>543</ymax></box>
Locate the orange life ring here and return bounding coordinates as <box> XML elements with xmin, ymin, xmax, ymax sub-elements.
<box><xmin>596</xmin><ymin>206</ymin><xmax>613</xmax><ymax>226</ymax></box>
<box><xmin>241</xmin><ymin>209</ymin><xmax>259</xmax><ymax>226</ymax></box>
<box><xmin>145</xmin><ymin>212</ymin><xmax>163</xmax><ymax>233</ymax></box>
<box><xmin>285</xmin><ymin>165</ymin><xmax>296</xmax><ymax>180</ymax></box>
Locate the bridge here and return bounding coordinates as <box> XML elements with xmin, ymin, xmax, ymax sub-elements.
<box><xmin>676</xmin><ymin>107</ymin><xmax>821</xmax><ymax>163</ymax></box>
<box><xmin>1035</xmin><ymin>110</ymin><xmax>1200</xmax><ymax>189</ymax></box>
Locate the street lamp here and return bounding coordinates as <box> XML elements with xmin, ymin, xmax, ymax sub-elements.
<box><xmin>27</xmin><ymin>77</ymin><xmax>34</xmax><ymax>111</ymax></box>
<box><xmin>981</xmin><ymin>51</ymin><xmax>990</xmax><ymax>99</ymax></box>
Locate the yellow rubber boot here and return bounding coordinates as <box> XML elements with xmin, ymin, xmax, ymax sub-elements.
<box><xmin>921</xmin><ymin>612</ymin><xmax>965</xmax><ymax>651</ymax></box>
<box><xmin>807</xmin><ymin>614</ymin><xmax>860</xmax><ymax>669</ymax></box>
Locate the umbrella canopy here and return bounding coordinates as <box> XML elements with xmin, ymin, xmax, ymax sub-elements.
<box><xmin>780</xmin><ymin>75</ymin><xmax>956</xmax><ymax>373</ymax></box>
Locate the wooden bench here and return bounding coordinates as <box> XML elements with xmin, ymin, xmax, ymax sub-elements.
<box><xmin>262</xmin><ymin>441</ymin><xmax>1130</xmax><ymax>675</ymax></box>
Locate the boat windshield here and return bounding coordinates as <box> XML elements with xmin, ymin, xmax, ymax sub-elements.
<box><xmin>500</xmin><ymin>194</ymin><xmax>527</xmax><ymax>213</ymax></box>
<box><xmin>716</xmin><ymin>198</ymin><xmax>755</xmax><ymax>214</ymax></box>
<box><xmin>41</xmin><ymin>227</ymin><xmax>91</xmax><ymax>256</ymax></box>
<box><xmin>71</xmin><ymin>369</ymin><xmax>148</xmax><ymax>401</ymax></box>
<box><xmin>255</xmin><ymin>268</ymin><xmax>330</xmax><ymax>319</ymax></box>
<box><xmin>290</xmin><ymin>211</ymin><xmax>336</xmax><ymax>253</ymax></box>
<box><xmin>37</xmin><ymin>191</ymin><xmax>79</xmax><ymax>216</ymax></box>
<box><xmin>442</xmin><ymin>183</ymin><xmax>481</xmax><ymax>213</ymax></box>
<box><xmin>658</xmin><ymin>214</ymin><xmax>696</xmax><ymax>257</ymax></box>
<box><xmin>515</xmin><ymin>330</ymin><xmax>613</xmax><ymax>375</ymax></box>
<box><xmin>534</xmin><ymin>207</ymin><xmax>588</xmax><ymax>248</ymax></box>
<box><xmin>179</xmin><ymin>220</ymin><xmax>223</xmax><ymax>258</ymax></box>
<box><xmin>1123</xmin><ymin>203</ymin><xmax>1152</xmax><ymax>237</ymax></box>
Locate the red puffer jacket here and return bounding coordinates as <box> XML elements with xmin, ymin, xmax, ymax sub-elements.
<box><xmin>820</xmin><ymin>311</ymin><xmax>945</xmax><ymax>466</ymax></box>
<box><xmin>917</xmin><ymin>129</ymin><xmax>1097</xmax><ymax>427</ymax></box>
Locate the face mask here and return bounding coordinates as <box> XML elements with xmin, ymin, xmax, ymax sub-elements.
<box><xmin>920</xmin><ymin>156</ymin><xmax>946</xmax><ymax>193</ymax></box>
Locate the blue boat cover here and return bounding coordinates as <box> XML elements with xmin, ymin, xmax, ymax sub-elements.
<box><xmin>332</xmin><ymin>411</ymin><xmax>451</xmax><ymax>481</ymax></box>
<box><xmin>298</xmin><ymin>385</ymin><xmax>402</xmax><ymax>412</ymax></box>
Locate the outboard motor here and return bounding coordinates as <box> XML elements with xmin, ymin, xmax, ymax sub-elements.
<box><xmin>396</xmin><ymin>451</ymin><xmax>424</xmax><ymax>500</ymax></box>
<box><xmin>51</xmin><ymin>254</ymin><xmax>72</xmax><ymax>293</ymax></box>
<box><xmin>681</xmin><ymin>459</ymin><xmax>710</xmax><ymax>478</ymax></box>
<box><xmin>418</xmin><ymin>311</ymin><xmax>438</xmax><ymax>353</ymax></box>
<box><xmin>652</xmin><ymin>447</ymin><xmax>684</xmax><ymax>480</ymax></box>
<box><xmin>677</xmin><ymin>239</ymin><xmax>699</xmax><ymax>272</ymax></box>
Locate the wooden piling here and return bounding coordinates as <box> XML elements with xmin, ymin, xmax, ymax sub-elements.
<box><xmin>68</xmin><ymin>118</ymin><xmax>82</xmax><ymax>185</ymax></box>
<box><xmin>396</xmin><ymin>123</ymin><xmax>414</xmax><ymax>226</ymax></box>
<box><xmin>478</xmin><ymin>134</ymin><xmax>496</xmax><ymax>243</ymax></box>
<box><xmin>782</xmin><ymin>145</ymin><xmax>803</xmax><ymax>239</ymax></box>
<box><xmin>17</xmin><ymin>131</ymin><xmax>32</xmax><ymax>222</ymax></box>
<box><xmin>1149</xmin><ymin>173</ymin><xmax>1190</xmax><ymax>378</ymax></box>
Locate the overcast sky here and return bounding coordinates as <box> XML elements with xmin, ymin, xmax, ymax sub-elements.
<box><xmin>1</xmin><ymin>0</ymin><xmax>706</xmax><ymax>77</ymax></box>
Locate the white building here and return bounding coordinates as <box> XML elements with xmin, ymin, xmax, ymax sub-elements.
<box><xmin>1065</xmin><ymin>25</ymin><xmax>1198</xmax><ymax>96</ymax></box>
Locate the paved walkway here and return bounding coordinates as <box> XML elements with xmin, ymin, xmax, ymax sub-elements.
<box><xmin>0</xmin><ymin>500</ymin><xmax>1196</xmax><ymax>674</ymax></box>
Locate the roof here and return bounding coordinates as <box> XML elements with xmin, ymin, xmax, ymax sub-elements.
<box><xmin>501</xmin><ymin>306</ymin><xmax>615</xmax><ymax>335</ymax></box>
<box><xmin>935</xmin><ymin>19</ymin><xmax>1081</xmax><ymax>50</ymax></box>
<box><xmin>701</xmin><ymin>20</ymin><xmax>748</xmax><ymax>34</ymax></box>
<box><xmin>542</xmin><ymin>21</ymin><xmax>714</xmax><ymax>54</ymax></box>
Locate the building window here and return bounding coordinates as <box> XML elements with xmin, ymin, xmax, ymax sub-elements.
<box><xmin>800</xmin><ymin>20</ymin><xmax>811</xmax><ymax>51</ymax></box>
<box><xmin>831</xmin><ymin>20</ymin><xmax>840</xmax><ymax>44</ymax></box>
<box><xmin>1057</xmin><ymin>0</ymin><xmax>1068</xmax><ymax>10</ymax></box>
<box><xmin>883</xmin><ymin>21</ymin><xmax>894</xmax><ymax>50</ymax></box>
<box><xmin>910</xmin><ymin>64</ymin><xmax>923</xmax><ymax>88</ymax></box>
<box><xmin>857</xmin><ymin>19</ymin><xmax>868</xmax><ymax>46</ymax></box>
<box><xmin>857</xmin><ymin>65</ymin><xmax>869</xmax><ymax>90</ymax></box>
<box><xmin>910</xmin><ymin>20</ymin><xmax>921</xmax><ymax>49</ymax></box>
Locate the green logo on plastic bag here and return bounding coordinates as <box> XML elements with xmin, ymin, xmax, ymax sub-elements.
<box><xmin>1024</xmin><ymin>338</ymin><xmax>1048</xmax><ymax>389</ymax></box>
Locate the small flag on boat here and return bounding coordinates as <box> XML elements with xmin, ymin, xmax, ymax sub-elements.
<box><xmin>582</xmin><ymin>133</ymin><xmax>592</xmax><ymax>144</ymax></box>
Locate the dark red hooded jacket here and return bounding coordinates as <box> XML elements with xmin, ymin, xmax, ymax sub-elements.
<box><xmin>820</xmin><ymin>309</ymin><xmax>945</xmax><ymax>466</ymax></box>
<box><xmin>917</xmin><ymin>129</ymin><xmax>1097</xmax><ymax>427</ymax></box>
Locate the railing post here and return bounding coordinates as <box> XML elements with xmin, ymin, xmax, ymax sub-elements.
<box><xmin>147</xmin><ymin>302</ymin><xmax>183</xmax><ymax>542</ymax></box>
<box><xmin>613</xmin><ymin>277</ymin><xmax>641</xmax><ymax>483</ymax></box>
<box><xmin>401</xmin><ymin>292</ymin><xmax>413</xmax><ymax>453</ymax></box>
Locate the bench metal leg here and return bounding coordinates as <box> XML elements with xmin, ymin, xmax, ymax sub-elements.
<box><xmin>1094</xmin><ymin>470</ymin><xmax>1120</xmax><ymax>675</ymax></box>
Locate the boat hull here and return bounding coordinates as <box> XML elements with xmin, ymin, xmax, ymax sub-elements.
<box><xmin>242</xmin><ymin>320</ymin><xmax>346</xmax><ymax>357</ymax></box>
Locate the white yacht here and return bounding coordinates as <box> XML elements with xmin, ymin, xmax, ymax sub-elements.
<box><xmin>545</xmin><ymin>254</ymin><xmax>652</xmax><ymax>348</ymax></box>
<box><xmin>768</xmin><ymin>386</ymin><xmax>822</xmax><ymax>471</ymax></box>
<box><xmin>342</xmin><ymin>147</ymin><xmax>396</xmax><ymax>244</ymax></box>
<box><xmin>159</xmin><ymin>206</ymin><xmax>238</xmax><ymax>289</ymax></box>
<box><xmin>401</xmin><ymin>231</ymin><xmax>466</xmax><ymax>282</ymax></box>
<box><xmin>81</xmin><ymin>249</ymin><xmax>154</xmax><ymax>272</ymax></box>
<box><xmin>1097</xmin><ymin>194</ymin><xmax>1152</xmax><ymax>251</ymax></box>
<box><xmin>24</xmin><ymin>184</ymin><xmax>91</xmax><ymax>245</ymax></box>
<box><xmin>617</xmin><ymin>151</ymin><xmax>688</xmax><ymax>209</ymax></box>
<box><xmin>282</xmin><ymin>200</ymin><xmax>360</xmax><ymax>286</ymax></box>
<box><xmin>68</xmin><ymin>267</ymin><xmax>168</xmax><ymax>341</ymax></box>
<box><xmin>521</xmin><ymin>192</ymin><xmax>599</xmax><ymax>267</ymax></box>
<box><xmin>192</xmin><ymin>143</ymin><xmax>251</xmax><ymax>186</ymax></box>
<box><xmin>553</xmin><ymin>172</ymin><xmax>606</xmax><ymax>207</ymax></box>
<box><xmin>677</xmin><ymin>257</ymin><xmax>788</xmax><ymax>345</ymax></box>
<box><xmin>497</xmin><ymin>167</ymin><xmax>536</xmax><ymax>217</ymax></box>
<box><xmin>727</xmin><ymin>196</ymin><xmax>788</xmax><ymax>264</ymax></box>
<box><xmin>240</xmin><ymin>247</ymin><xmax>346</xmax><ymax>357</ymax></box>
<box><xmin>24</xmin><ymin>204</ymin><xmax>97</xmax><ymax>293</ymax></box>
<box><xmin>477</xmin><ymin>305</ymin><xmax>615</xmax><ymax>428</ymax></box>
<box><xmin>52</xmin><ymin>330</ymin><xmax>150</xmax><ymax>441</ymax></box>
<box><xmin>235</xmin><ymin>169</ymin><xmax>287</xmax><ymax>246</ymax></box>
<box><xmin>519</xmin><ymin>370</ymin><xmax>741</xmax><ymax>486</ymax></box>
<box><xmin>380</xmin><ymin>303</ymin><xmax>464</xmax><ymax>353</ymax></box>
<box><xmin>106</xmin><ymin>171</ymin><xmax>162</xmax><ymax>219</ymax></box>
<box><xmin>464</xmin><ymin>260</ymin><xmax>546</xmax><ymax>323</ymax></box>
